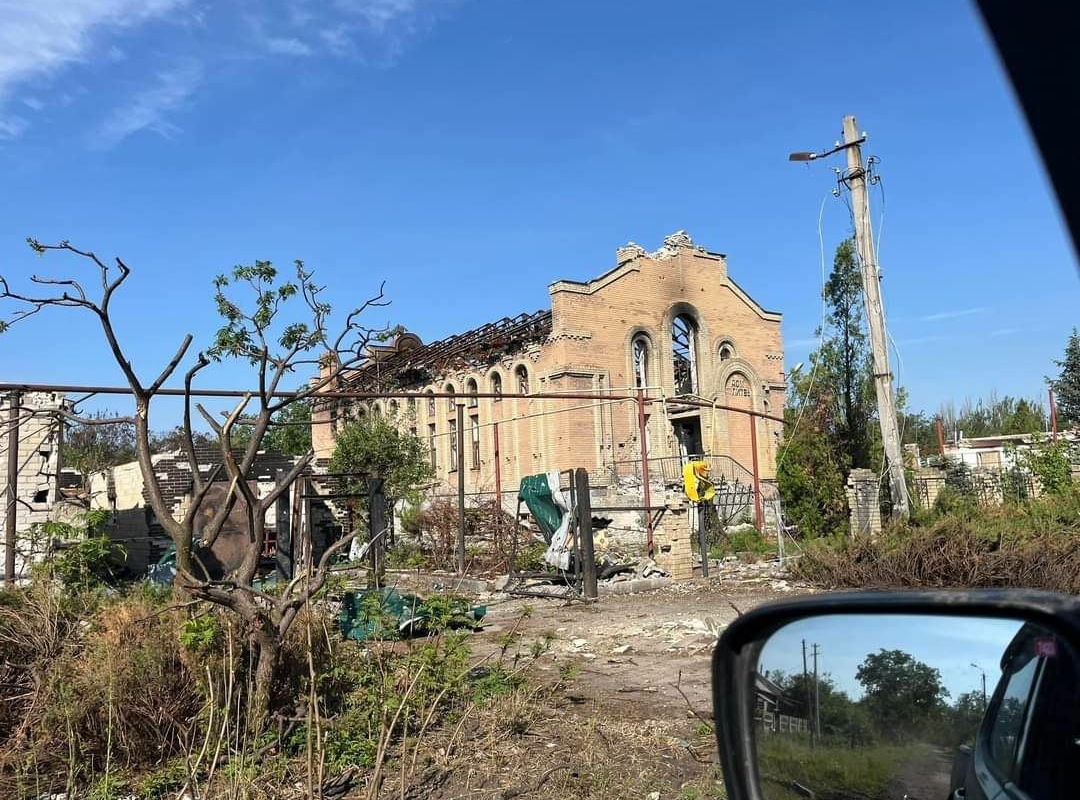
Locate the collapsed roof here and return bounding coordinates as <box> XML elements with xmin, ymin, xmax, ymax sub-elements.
<box><xmin>344</xmin><ymin>309</ymin><xmax>552</xmax><ymax>390</ymax></box>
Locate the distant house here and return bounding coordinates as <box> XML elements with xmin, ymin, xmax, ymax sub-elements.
<box><xmin>87</xmin><ymin>445</ymin><xmax>345</xmax><ymax>577</ymax></box>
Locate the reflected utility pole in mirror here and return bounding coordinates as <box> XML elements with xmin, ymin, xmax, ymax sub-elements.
<box><xmin>970</xmin><ymin>662</ymin><xmax>988</xmax><ymax>710</ymax></box>
<box><xmin>812</xmin><ymin>643</ymin><xmax>822</xmax><ymax>739</ymax></box>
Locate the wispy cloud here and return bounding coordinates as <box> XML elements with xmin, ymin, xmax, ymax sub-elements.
<box><xmin>786</xmin><ymin>337</ymin><xmax>821</xmax><ymax>349</ymax></box>
<box><xmin>0</xmin><ymin>117</ymin><xmax>29</xmax><ymax>138</ymax></box>
<box><xmin>1</xmin><ymin>0</ymin><xmax>456</xmax><ymax>145</ymax></box>
<box><xmin>91</xmin><ymin>62</ymin><xmax>202</xmax><ymax>148</ymax></box>
<box><xmin>0</xmin><ymin>0</ymin><xmax>188</xmax><ymax>138</ymax></box>
<box><xmin>264</xmin><ymin>36</ymin><xmax>314</xmax><ymax>56</ymax></box>
<box><xmin>919</xmin><ymin>307</ymin><xmax>988</xmax><ymax>323</ymax></box>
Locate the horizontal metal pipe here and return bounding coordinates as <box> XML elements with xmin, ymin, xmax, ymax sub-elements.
<box><xmin>0</xmin><ymin>382</ymin><xmax>785</xmax><ymax>423</ymax></box>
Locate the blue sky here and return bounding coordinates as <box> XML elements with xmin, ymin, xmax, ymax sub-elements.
<box><xmin>0</xmin><ymin>0</ymin><xmax>1077</xmax><ymax>427</ymax></box>
<box><xmin>759</xmin><ymin>613</ymin><xmax>1023</xmax><ymax>703</ymax></box>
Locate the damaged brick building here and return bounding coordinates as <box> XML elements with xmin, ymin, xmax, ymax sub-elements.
<box><xmin>312</xmin><ymin>231</ymin><xmax>786</xmax><ymax>500</ymax></box>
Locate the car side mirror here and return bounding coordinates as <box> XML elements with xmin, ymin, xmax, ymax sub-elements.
<box><xmin>711</xmin><ymin>589</ymin><xmax>1080</xmax><ymax>800</ymax></box>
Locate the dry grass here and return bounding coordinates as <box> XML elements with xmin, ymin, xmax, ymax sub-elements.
<box><xmin>794</xmin><ymin>490</ymin><xmax>1080</xmax><ymax>591</ymax></box>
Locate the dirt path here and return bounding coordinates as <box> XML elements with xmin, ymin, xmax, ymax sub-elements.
<box><xmin>476</xmin><ymin>580</ymin><xmax>809</xmax><ymax>717</ymax></box>
<box><xmin>423</xmin><ymin>579</ymin><xmax>813</xmax><ymax>799</ymax></box>
<box><xmin>886</xmin><ymin>744</ymin><xmax>954</xmax><ymax>800</ymax></box>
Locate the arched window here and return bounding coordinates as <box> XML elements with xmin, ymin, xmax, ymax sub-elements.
<box><xmin>631</xmin><ymin>335</ymin><xmax>651</xmax><ymax>389</ymax></box>
<box><xmin>672</xmin><ymin>314</ymin><xmax>698</xmax><ymax>395</ymax></box>
<box><xmin>372</xmin><ymin>403</ymin><xmax>383</xmax><ymax>418</ymax></box>
<box><xmin>425</xmin><ymin>390</ymin><xmax>436</xmax><ymax>416</ymax></box>
<box><xmin>718</xmin><ymin>341</ymin><xmax>735</xmax><ymax>362</ymax></box>
<box><xmin>515</xmin><ymin>365</ymin><xmax>529</xmax><ymax>395</ymax></box>
<box><xmin>466</xmin><ymin>378</ymin><xmax>478</xmax><ymax>408</ymax></box>
<box><xmin>490</xmin><ymin>372</ymin><xmax>503</xmax><ymax>402</ymax></box>
<box><xmin>388</xmin><ymin>399</ymin><xmax>399</xmax><ymax>417</ymax></box>
<box><xmin>445</xmin><ymin>384</ymin><xmax>456</xmax><ymax>412</ymax></box>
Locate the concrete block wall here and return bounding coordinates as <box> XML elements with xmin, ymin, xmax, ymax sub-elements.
<box><xmin>847</xmin><ymin>468</ymin><xmax>882</xmax><ymax>537</ymax></box>
<box><xmin>1</xmin><ymin>391</ymin><xmax>67</xmax><ymax>579</ymax></box>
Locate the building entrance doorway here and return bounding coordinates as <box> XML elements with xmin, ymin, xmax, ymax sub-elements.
<box><xmin>672</xmin><ymin>416</ymin><xmax>703</xmax><ymax>461</ymax></box>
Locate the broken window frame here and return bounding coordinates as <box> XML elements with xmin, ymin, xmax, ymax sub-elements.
<box><xmin>427</xmin><ymin>423</ymin><xmax>437</xmax><ymax>469</ymax></box>
<box><xmin>470</xmin><ymin>414</ymin><xmax>480</xmax><ymax>469</ymax></box>
<box><xmin>491</xmin><ymin>372</ymin><xmax>503</xmax><ymax>402</ymax></box>
<box><xmin>426</xmin><ymin>391</ymin><xmax>436</xmax><ymax>416</ymax></box>
<box><xmin>672</xmin><ymin>314</ymin><xmax>698</xmax><ymax>395</ymax></box>
<box><xmin>632</xmin><ymin>334</ymin><xmax>651</xmax><ymax>389</ymax></box>
<box><xmin>466</xmin><ymin>378</ymin><xmax>479</xmax><ymax>408</ymax></box>
<box><xmin>448</xmin><ymin>418</ymin><xmax>459</xmax><ymax>472</ymax></box>
<box><xmin>515</xmin><ymin>365</ymin><xmax>530</xmax><ymax>395</ymax></box>
<box><xmin>445</xmin><ymin>384</ymin><xmax>456</xmax><ymax>413</ymax></box>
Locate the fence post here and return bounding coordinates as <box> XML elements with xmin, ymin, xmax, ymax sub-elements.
<box><xmin>4</xmin><ymin>389</ymin><xmax>20</xmax><ymax>582</ymax></box>
<box><xmin>697</xmin><ymin>501</ymin><xmax>709</xmax><ymax>577</ymax></box>
<box><xmin>493</xmin><ymin>421</ymin><xmax>502</xmax><ymax>505</ymax></box>
<box><xmin>574</xmin><ymin>468</ymin><xmax>598</xmax><ymax>599</ymax></box>
<box><xmin>368</xmin><ymin>477</ymin><xmax>386</xmax><ymax>587</ymax></box>
<box><xmin>637</xmin><ymin>388</ymin><xmax>654</xmax><ymax>556</ymax></box>
<box><xmin>750</xmin><ymin>413</ymin><xmax>763</xmax><ymax>532</ymax></box>
<box><xmin>456</xmin><ymin>403</ymin><xmax>467</xmax><ymax>575</ymax></box>
<box><xmin>274</xmin><ymin>468</ymin><xmax>293</xmax><ymax>580</ymax></box>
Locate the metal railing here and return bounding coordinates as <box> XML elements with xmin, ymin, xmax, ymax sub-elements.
<box><xmin>612</xmin><ymin>453</ymin><xmax>754</xmax><ymax>486</ymax></box>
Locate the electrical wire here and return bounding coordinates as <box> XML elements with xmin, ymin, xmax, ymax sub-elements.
<box><xmin>776</xmin><ymin>193</ymin><xmax>831</xmax><ymax>468</ymax></box>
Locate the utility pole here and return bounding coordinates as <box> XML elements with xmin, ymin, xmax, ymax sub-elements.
<box><xmin>842</xmin><ymin>116</ymin><xmax>911</xmax><ymax>517</ymax></box>
<box><xmin>802</xmin><ymin>639</ymin><xmax>813</xmax><ymax>743</ymax></box>
<box><xmin>971</xmin><ymin>662</ymin><xmax>987</xmax><ymax>710</ymax></box>
<box><xmin>812</xmin><ymin>643</ymin><xmax>822</xmax><ymax>739</ymax></box>
<box><xmin>789</xmin><ymin>116</ymin><xmax>911</xmax><ymax>518</ymax></box>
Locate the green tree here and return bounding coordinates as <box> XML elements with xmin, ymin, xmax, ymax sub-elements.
<box><xmin>818</xmin><ymin>238</ymin><xmax>875</xmax><ymax>469</ymax></box>
<box><xmin>1050</xmin><ymin>327</ymin><xmax>1080</xmax><ymax>427</ymax></box>
<box><xmin>776</xmin><ymin>384</ymin><xmax>847</xmax><ymax>537</ymax></box>
<box><xmin>329</xmin><ymin>414</ymin><xmax>434</xmax><ymax>514</ymax></box>
<box><xmin>778</xmin><ymin>238</ymin><xmax>873</xmax><ymax>536</ymax></box>
<box><xmin>230</xmin><ymin>394</ymin><xmax>312</xmax><ymax>455</ymax></box>
<box><xmin>62</xmin><ymin>411</ymin><xmax>137</xmax><ymax>484</ymax></box>
<box><xmin>856</xmin><ymin>649</ymin><xmax>948</xmax><ymax>740</ymax></box>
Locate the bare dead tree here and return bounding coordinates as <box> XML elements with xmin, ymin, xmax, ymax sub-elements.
<box><xmin>1</xmin><ymin>239</ymin><xmax>388</xmax><ymax>721</ymax></box>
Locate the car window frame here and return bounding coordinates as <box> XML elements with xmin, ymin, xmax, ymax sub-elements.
<box><xmin>982</xmin><ymin>652</ymin><xmax>1046</xmax><ymax>786</ymax></box>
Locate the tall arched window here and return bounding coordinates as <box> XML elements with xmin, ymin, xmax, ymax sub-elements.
<box><xmin>490</xmin><ymin>372</ymin><xmax>503</xmax><ymax>402</ymax></box>
<box><xmin>425</xmin><ymin>390</ymin><xmax>436</xmax><ymax>416</ymax></box>
<box><xmin>515</xmin><ymin>365</ymin><xmax>529</xmax><ymax>395</ymax></box>
<box><xmin>445</xmin><ymin>384</ymin><xmax>456</xmax><ymax>412</ymax></box>
<box><xmin>466</xmin><ymin>378</ymin><xmax>478</xmax><ymax>408</ymax></box>
<box><xmin>631</xmin><ymin>335</ymin><xmax>651</xmax><ymax>389</ymax></box>
<box><xmin>672</xmin><ymin>314</ymin><xmax>698</xmax><ymax>395</ymax></box>
<box><xmin>388</xmin><ymin>399</ymin><xmax>399</xmax><ymax>417</ymax></box>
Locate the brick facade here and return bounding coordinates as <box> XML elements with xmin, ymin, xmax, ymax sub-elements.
<box><xmin>312</xmin><ymin>231</ymin><xmax>785</xmax><ymax>496</ymax></box>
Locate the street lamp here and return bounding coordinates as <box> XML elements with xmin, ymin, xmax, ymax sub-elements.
<box><xmin>970</xmin><ymin>663</ymin><xmax>988</xmax><ymax>708</ymax></box>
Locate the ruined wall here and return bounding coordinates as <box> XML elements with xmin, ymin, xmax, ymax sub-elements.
<box><xmin>1</xmin><ymin>391</ymin><xmax>67</xmax><ymax>579</ymax></box>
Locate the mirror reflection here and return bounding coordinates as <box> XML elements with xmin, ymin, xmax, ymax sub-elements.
<box><xmin>754</xmin><ymin>614</ymin><xmax>1079</xmax><ymax>800</ymax></box>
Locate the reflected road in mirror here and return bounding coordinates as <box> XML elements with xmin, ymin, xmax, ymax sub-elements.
<box><xmin>752</xmin><ymin>613</ymin><xmax>1076</xmax><ymax>800</ymax></box>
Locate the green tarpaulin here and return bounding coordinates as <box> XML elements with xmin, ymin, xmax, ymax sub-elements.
<box><xmin>339</xmin><ymin>587</ymin><xmax>487</xmax><ymax>641</ymax></box>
